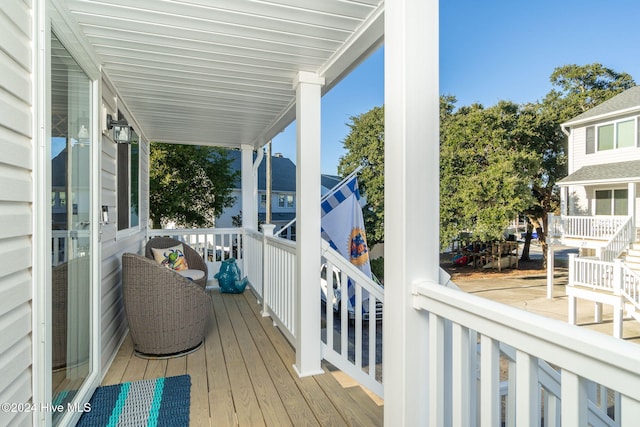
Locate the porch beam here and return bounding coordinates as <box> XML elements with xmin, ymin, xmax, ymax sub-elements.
<box><xmin>293</xmin><ymin>71</ymin><xmax>324</xmax><ymax>377</ymax></box>
<box><xmin>384</xmin><ymin>0</ymin><xmax>439</xmax><ymax>425</ymax></box>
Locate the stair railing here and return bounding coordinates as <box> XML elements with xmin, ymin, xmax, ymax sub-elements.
<box><xmin>601</xmin><ymin>216</ymin><xmax>634</xmax><ymax>262</ymax></box>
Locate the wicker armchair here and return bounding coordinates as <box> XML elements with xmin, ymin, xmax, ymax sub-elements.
<box><xmin>145</xmin><ymin>236</ymin><xmax>208</xmax><ymax>288</ymax></box>
<box><xmin>122</xmin><ymin>253</ymin><xmax>211</xmax><ymax>358</ymax></box>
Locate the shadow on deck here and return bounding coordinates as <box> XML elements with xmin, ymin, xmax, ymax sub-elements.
<box><xmin>103</xmin><ymin>290</ymin><xmax>383</xmax><ymax>426</ymax></box>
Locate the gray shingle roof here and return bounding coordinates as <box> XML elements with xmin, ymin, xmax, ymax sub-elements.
<box><xmin>227</xmin><ymin>150</ymin><xmax>296</xmax><ymax>192</ymax></box>
<box><xmin>558</xmin><ymin>160</ymin><xmax>640</xmax><ymax>185</ymax></box>
<box><xmin>562</xmin><ymin>86</ymin><xmax>640</xmax><ymax>127</ymax></box>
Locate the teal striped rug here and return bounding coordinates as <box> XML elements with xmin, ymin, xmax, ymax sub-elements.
<box><xmin>76</xmin><ymin>375</ymin><xmax>190</xmax><ymax>426</ymax></box>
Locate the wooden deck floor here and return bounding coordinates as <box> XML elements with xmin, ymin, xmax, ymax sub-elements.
<box><xmin>102</xmin><ymin>290</ymin><xmax>383</xmax><ymax>426</ymax></box>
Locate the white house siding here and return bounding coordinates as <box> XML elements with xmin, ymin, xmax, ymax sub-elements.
<box><xmin>566</xmin><ymin>120</ymin><xmax>640</xmax><ymax>218</ymax></box>
<box><xmin>98</xmin><ymin>76</ymin><xmax>149</xmax><ymax>374</ymax></box>
<box><xmin>0</xmin><ymin>1</ymin><xmax>34</xmax><ymax>425</ymax></box>
<box><xmin>569</xmin><ymin>117</ymin><xmax>640</xmax><ymax>174</ymax></box>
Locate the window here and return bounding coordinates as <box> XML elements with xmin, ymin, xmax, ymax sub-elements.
<box><xmin>595</xmin><ymin>189</ymin><xmax>628</xmax><ymax>216</ymax></box>
<box><xmin>117</xmin><ymin>128</ymin><xmax>140</xmax><ymax>230</ymax></box>
<box><xmin>260</xmin><ymin>194</ymin><xmax>267</xmax><ymax>207</ymax></box>
<box><xmin>278</xmin><ymin>194</ymin><xmax>285</xmax><ymax>208</ymax></box>
<box><xmin>286</xmin><ymin>194</ymin><xmax>294</xmax><ymax>208</ymax></box>
<box><xmin>588</xmin><ymin>118</ymin><xmax>637</xmax><ymax>152</ymax></box>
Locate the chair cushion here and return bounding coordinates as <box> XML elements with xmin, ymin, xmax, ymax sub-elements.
<box><xmin>151</xmin><ymin>244</ymin><xmax>190</xmax><ymax>271</ymax></box>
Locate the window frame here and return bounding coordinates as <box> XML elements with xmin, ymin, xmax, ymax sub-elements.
<box><xmin>594</xmin><ymin>188</ymin><xmax>628</xmax><ymax>216</ymax></box>
<box><xmin>588</xmin><ymin>117</ymin><xmax>638</xmax><ymax>153</ymax></box>
<box><xmin>117</xmin><ymin>127</ymin><xmax>140</xmax><ymax>233</ymax></box>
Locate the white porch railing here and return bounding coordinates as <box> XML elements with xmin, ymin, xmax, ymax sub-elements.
<box><xmin>566</xmin><ymin>255</ymin><xmax>640</xmax><ymax>338</ymax></box>
<box><xmin>413</xmin><ymin>280</ymin><xmax>640</xmax><ymax>426</ymax></box>
<box><xmin>243</xmin><ymin>228</ymin><xmax>263</xmax><ymax>299</ymax></box>
<box><xmin>147</xmin><ymin>227</ymin><xmax>244</xmax><ymax>283</ymax></box>
<box><xmin>320</xmin><ymin>239</ymin><xmax>384</xmax><ymax>398</ymax></box>
<box><xmin>620</xmin><ymin>263</ymin><xmax>640</xmax><ymax>314</ymax></box>
<box><xmin>602</xmin><ymin>216</ymin><xmax>634</xmax><ymax>262</ymax></box>
<box><xmin>548</xmin><ymin>214</ymin><xmax>630</xmax><ymax>241</ymax></box>
<box><xmin>261</xmin><ymin>231</ymin><xmax>297</xmax><ymax>344</ymax></box>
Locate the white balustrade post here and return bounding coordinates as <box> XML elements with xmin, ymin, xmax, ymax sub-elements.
<box><xmin>293</xmin><ymin>71</ymin><xmax>324</xmax><ymax>377</ymax></box>
<box><xmin>568</xmin><ymin>254</ymin><xmax>577</xmax><ymax>325</ymax></box>
<box><xmin>613</xmin><ymin>258</ymin><xmax>623</xmax><ymax>339</ymax></box>
<box><xmin>621</xmin><ymin>395</ymin><xmax>640</xmax><ymax>427</ymax></box>
<box><xmin>261</xmin><ymin>224</ymin><xmax>275</xmax><ymax>317</ymax></box>
<box><xmin>547</xmin><ymin>242</ymin><xmax>555</xmax><ymax>299</ymax></box>
<box><xmin>629</xmin><ymin>182</ymin><xmax>636</xmax><ymax>232</ymax></box>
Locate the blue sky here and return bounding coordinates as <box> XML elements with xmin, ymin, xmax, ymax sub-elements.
<box><xmin>274</xmin><ymin>0</ymin><xmax>640</xmax><ymax>174</ymax></box>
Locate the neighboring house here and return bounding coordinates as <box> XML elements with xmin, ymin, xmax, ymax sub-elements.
<box><xmin>216</xmin><ymin>151</ymin><xmax>297</xmax><ymax>236</ymax></box>
<box><xmin>548</xmin><ymin>86</ymin><xmax>640</xmax><ymax>335</ymax></box>
<box><xmin>217</xmin><ymin>151</ymin><xmax>345</xmax><ymax>240</ymax></box>
<box><xmin>557</xmin><ymin>85</ymin><xmax>640</xmax><ymax>228</ymax></box>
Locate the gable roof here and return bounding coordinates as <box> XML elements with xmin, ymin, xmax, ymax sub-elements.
<box><xmin>227</xmin><ymin>150</ymin><xmax>296</xmax><ymax>192</ymax></box>
<box><xmin>562</xmin><ymin>86</ymin><xmax>640</xmax><ymax>128</ymax></box>
<box><xmin>557</xmin><ymin>160</ymin><xmax>640</xmax><ymax>186</ymax></box>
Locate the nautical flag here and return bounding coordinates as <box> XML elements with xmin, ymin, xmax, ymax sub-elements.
<box><xmin>321</xmin><ymin>175</ymin><xmax>372</xmax><ymax>279</ymax></box>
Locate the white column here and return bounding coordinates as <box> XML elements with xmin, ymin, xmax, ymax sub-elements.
<box><xmin>241</xmin><ymin>144</ymin><xmax>257</xmax><ymax>230</ymax></box>
<box><xmin>629</xmin><ymin>182</ymin><xmax>636</xmax><ymax>233</ymax></box>
<box><xmin>293</xmin><ymin>71</ymin><xmax>324</xmax><ymax>377</ymax></box>
<box><xmin>547</xmin><ymin>244</ymin><xmax>555</xmax><ymax>299</ymax></box>
<box><xmin>384</xmin><ymin>0</ymin><xmax>439</xmax><ymax>425</ymax></box>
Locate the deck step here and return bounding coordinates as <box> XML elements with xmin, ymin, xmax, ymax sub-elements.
<box><xmin>624</xmin><ymin>253</ymin><xmax>640</xmax><ymax>264</ymax></box>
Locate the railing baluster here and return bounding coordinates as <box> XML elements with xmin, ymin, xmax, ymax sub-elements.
<box><xmin>561</xmin><ymin>370</ymin><xmax>588</xmax><ymax>427</ymax></box>
<box><xmin>429</xmin><ymin>312</ymin><xmax>445</xmax><ymax>427</ymax></box>
<box><xmin>481</xmin><ymin>335</ymin><xmax>500</xmax><ymax>427</ymax></box>
<box><xmin>452</xmin><ymin>323</ymin><xmax>472</xmax><ymax>427</ymax></box>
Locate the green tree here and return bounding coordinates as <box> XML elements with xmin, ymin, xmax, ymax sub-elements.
<box><xmin>338</xmin><ymin>106</ymin><xmax>385</xmax><ymax>245</ymax></box>
<box><xmin>149</xmin><ymin>144</ymin><xmax>239</xmax><ymax>228</ymax></box>
<box><xmin>440</xmin><ymin>101</ymin><xmax>538</xmax><ymax>248</ymax></box>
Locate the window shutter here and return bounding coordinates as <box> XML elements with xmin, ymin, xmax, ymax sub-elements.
<box><xmin>585</xmin><ymin>126</ymin><xmax>595</xmax><ymax>154</ymax></box>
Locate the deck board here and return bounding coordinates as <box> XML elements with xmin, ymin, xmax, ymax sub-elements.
<box><xmin>102</xmin><ymin>289</ymin><xmax>384</xmax><ymax>426</ymax></box>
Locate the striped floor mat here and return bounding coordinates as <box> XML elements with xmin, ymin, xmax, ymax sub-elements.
<box><xmin>76</xmin><ymin>375</ymin><xmax>190</xmax><ymax>426</ymax></box>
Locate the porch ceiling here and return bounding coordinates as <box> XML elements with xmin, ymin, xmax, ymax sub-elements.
<box><xmin>62</xmin><ymin>0</ymin><xmax>384</xmax><ymax>149</ymax></box>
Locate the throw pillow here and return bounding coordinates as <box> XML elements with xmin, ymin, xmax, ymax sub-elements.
<box><xmin>151</xmin><ymin>244</ymin><xmax>190</xmax><ymax>271</ymax></box>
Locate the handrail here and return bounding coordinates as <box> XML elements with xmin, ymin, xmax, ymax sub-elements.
<box><xmin>548</xmin><ymin>214</ymin><xmax>630</xmax><ymax>240</ymax></box>
<box><xmin>320</xmin><ymin>240</ymin><xmax>384</xmax><ymax>397</ymax></box>
<box><xmin>620</xmin><ymin>263</ymin><xmax>640</xmax><ymax>312</ymax></box>
<box><xmin>601</xmin><ymin>216</ymin><xmax>633</xmax><ymax>262</ymax></box>
<box><xmin>414</xmin><ymin>280</ymin><xmax>640</xmax><ymax>424</ymax></box>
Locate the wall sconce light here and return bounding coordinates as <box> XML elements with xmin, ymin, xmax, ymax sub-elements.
<box><xmin>106</xmin><ymin>114</ymin><xmax>132</xmax><ymax>143</ymax></box>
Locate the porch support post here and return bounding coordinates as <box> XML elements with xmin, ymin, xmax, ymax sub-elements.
<box><xmin>547</xmin><ymin>244</ymin><xmax>555</xmax><ymax>299</ymax></box>
<box><xmin>384</xmin><ymin>0</ymin><xmax>439</xmax><ymax>425</ymax></box>
<box><xmin>241</xmin><ymin>144</ymin><xmax>257</xmax><ymax>231</ymax></box>
<box><xmin>629</xmin><ymin>182</ymin><xmax>636</xmax><ymax>234</ymax></box>
<box><xmin>293</xmin><ymin>71</ymin><xmax>324</xmax><ymax>377</ymax></box>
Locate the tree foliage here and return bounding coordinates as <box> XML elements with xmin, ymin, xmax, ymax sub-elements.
<box><xmin>440</xmin><ymin>100</ymin><xmax>538</xmax><ymax>248</ymax></box>
<box><xmin>336</xmin><ymin>63</ymin><xmax>635</xmax><ymax>256</ymax></box>
<box><xmin>338</xmin><ymin>106</ymin><xmax>385</xmax><ymax>245</ymax></box>
<box><xmin>149</xmin><ymin>143</ymin><xmax>239</xmax><ymax>228</ymax></box>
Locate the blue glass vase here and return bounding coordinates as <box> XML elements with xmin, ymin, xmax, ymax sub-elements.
<box><xmin>214</xmin><ymin>258</ymin><xmax>249</xmax><ymax>294</ymax></box>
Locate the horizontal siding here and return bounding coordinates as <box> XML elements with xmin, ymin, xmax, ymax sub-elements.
<box><xmin>0</xmin><ymin>1</ymin><xmax>33</xmax><ymax>422</ymax></box>
<box><xmin>99</xmin><ymin>75</ymin><xmax>150</xmax><ymax>375</ymax></box>
<box><xmin>570</xmin><ymin>123</ymin><xmax>640</xmax><ymax>174</ymax></box>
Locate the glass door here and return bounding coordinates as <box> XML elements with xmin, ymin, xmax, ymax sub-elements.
<box><xmin>50</xmin><ymin>31</ymin><xmax>93</xmax><ymax>425</ymax></box>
